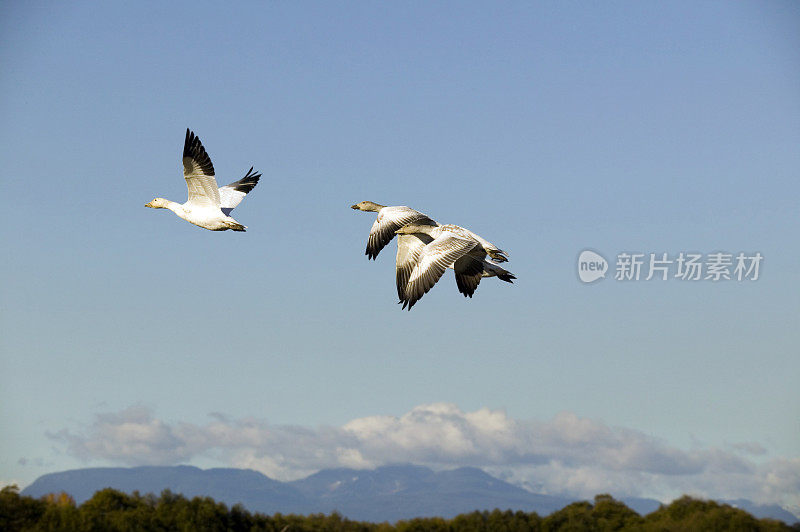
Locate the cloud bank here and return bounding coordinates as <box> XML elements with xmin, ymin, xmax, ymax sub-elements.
<box><xmin>50</xmin><ymin>403</ymin><xmax>799</xmax><ymax>510</ymax></box>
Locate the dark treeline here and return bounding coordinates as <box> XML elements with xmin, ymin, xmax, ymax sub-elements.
<box><xmin>1</xmin><ymin>485</ymin><xmax>796</xmax><ymax>531</ymax></box>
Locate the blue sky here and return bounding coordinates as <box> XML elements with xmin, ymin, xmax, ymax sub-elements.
<box><xmin>1</xmin><ymin>0</ymin><xmax>798</xmax><ymax>513</ymax></box>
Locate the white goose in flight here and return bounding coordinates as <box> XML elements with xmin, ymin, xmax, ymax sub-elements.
<box><xmin>350</xmin><ymin>201</ymin><xmax>438</xmax><ymax>259</ymax></box>
<box><xmin>395</xmin><ymin>223</ymin><xmax>515</xmax><ymax>310</ymax></box>
<box><xmin>146</xmin><ymin>129</ymin><xmax>260</xmax><ymax>231</ymax></box>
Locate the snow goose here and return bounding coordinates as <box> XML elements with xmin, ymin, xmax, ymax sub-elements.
<box><xmin>395</xmin><ymin>224</ymin><xmax>515</xmax><ymax>310</ymax></box>
<box><xmin>350</xmin><ymin>201</ymin><xmax>437</xmax><ymax>259</ymax></box>
<box><xmin>145</xmin><ymin>129</ymin><xmax>260</xmax><ymax>231</ymax></box>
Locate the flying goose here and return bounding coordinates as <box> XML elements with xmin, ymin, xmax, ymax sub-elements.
<box><xmin>350</xmin><ymin>201</ymin><xmax>437</xmax><ymax>259</ymax></box>
<box><xmin>395</xmin><ymin>223</ymin><xmax>515</xmax><ymax>310</ymax></box>
<box><xmin>145</xmin><ymin>129</ymin><xmax>261</xmax><ymax>231</ymax></box>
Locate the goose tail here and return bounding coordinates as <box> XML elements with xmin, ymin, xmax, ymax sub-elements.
<box><xmin>497</xmin><ymin>270</ymin><xmax>516</xmax><ymax>283</ymax></box>
<box><xmin>485</xmin><ymin>262</ymin><xmax>516</xmax><ymax>283</ymax></box>
<box><xmin>225</xmin><ymin>220</ymin><xmax>247</xmax><ymax>232</ymax></box>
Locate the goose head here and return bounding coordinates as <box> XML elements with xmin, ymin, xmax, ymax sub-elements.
<box><xmin>395</xmin><ymin>223</ymin><xmax>435</xmax><ymax>236</ymax></box>
<box><xmin>351</xmin><ymin>201</ymin><xmax>385</xmax><ymax>212</ymax></box>
<box><xmin>145</xmin><ymin>198</ymin><xmax>169</xmax><ymax>209</ymax></box>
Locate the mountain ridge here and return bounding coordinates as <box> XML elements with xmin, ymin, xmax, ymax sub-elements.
<box><xmin>21</xmin><ymin>464</ymin><xmax>798</xmax><ymax>524</ymax></box>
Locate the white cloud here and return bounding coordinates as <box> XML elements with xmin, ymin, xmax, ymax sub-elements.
<box><xmin>51</xmin><ymin>405</ymin><xmax>194</xmax><ymax>465</ymax></box>
<box><xmin>50</xmin><ymin>402</ymin><xmax>800</xmax><ymax>510</ymax></box>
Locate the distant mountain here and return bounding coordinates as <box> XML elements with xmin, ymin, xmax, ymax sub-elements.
<box><xmin>287</xmin><ymin>464</ymin><xmax>575</xmax><ymax>521</ymax></box>
<box><xmin>22</xmin><ymin>465</ymin><xmax>311</xmax><ymax>515</ymax></box>
<box><xmin>21</xmin><ymin>464</ymin><xmax>798</xmax><ymax>525</ymax></box>
<box><xmin>619</xmin><ymin>496</ymin><xmax>662</xmax><ymax>517</ymax></box>
<box><xmin>721</xmin><ymin>499</ymin><xmax>799</xmax><ymax>526</ymax></box>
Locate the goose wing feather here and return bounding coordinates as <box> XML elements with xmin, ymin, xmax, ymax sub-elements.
<box><xmin>396</xmin><ymin>233</ymin><xmax>433</xmax><ymax>301</ymax></box>
<box><xmin>183</xmin><ymin>128</ymin><xmax>221</xmax><ymax>208</ymax></box>
<box><xmin>219</xmin><ymin>166</ymin><xmax>261</xmax><ymax>216</ymax></box>
<box><xmin>454</xmin><ymin>254</ymin><xmax>487</xmax><ymax>298</ymax></box>
<box><xmin>367</xmin><ymin>207</ymin><xmax>436</xmax><ymax>260</ymax></box>
<box><xmin>402</xmin><ymin>235</ymin><xmax>479</xmax><ymax>310</ymax></box>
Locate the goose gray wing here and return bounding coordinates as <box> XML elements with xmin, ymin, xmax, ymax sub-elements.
<box><xmin>367</xmin><ymin>207</ymin><xmax>436</xmax><ymax>260</ymax></box>
<box><xmin>219</xmin><ymin>167</ymin><xmax>261</xmax><ymax>216</ymax></box>
<box><xmin>454</xmin><ymin>253</ymin><xmax>488</xmax><ymax>298</ymax></box>
<box><xmin>402</xmin><ymin>234</ymin><xmax>479</xmax><ymax>310</ymax></box>
<box><xmin>183</xmin><ymin>129</ymin><xmax>221</xmax><ymax>208</ymax></box>
<box><xmin>396</xmin><ymin>233</ymin><xmax>433</xmax><ymax>301</ymax></box>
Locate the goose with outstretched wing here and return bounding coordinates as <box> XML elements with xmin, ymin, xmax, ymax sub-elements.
<box><xmin>146</xmin><ymin>129</ymin><xmax>260</xmax><ymax>231</ymax></box>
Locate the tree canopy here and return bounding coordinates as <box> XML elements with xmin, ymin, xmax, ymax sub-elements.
<box><xmin>1</xmin><ymin>485</ymin><xmax>796</xmax><ymax>531</ymax></box>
